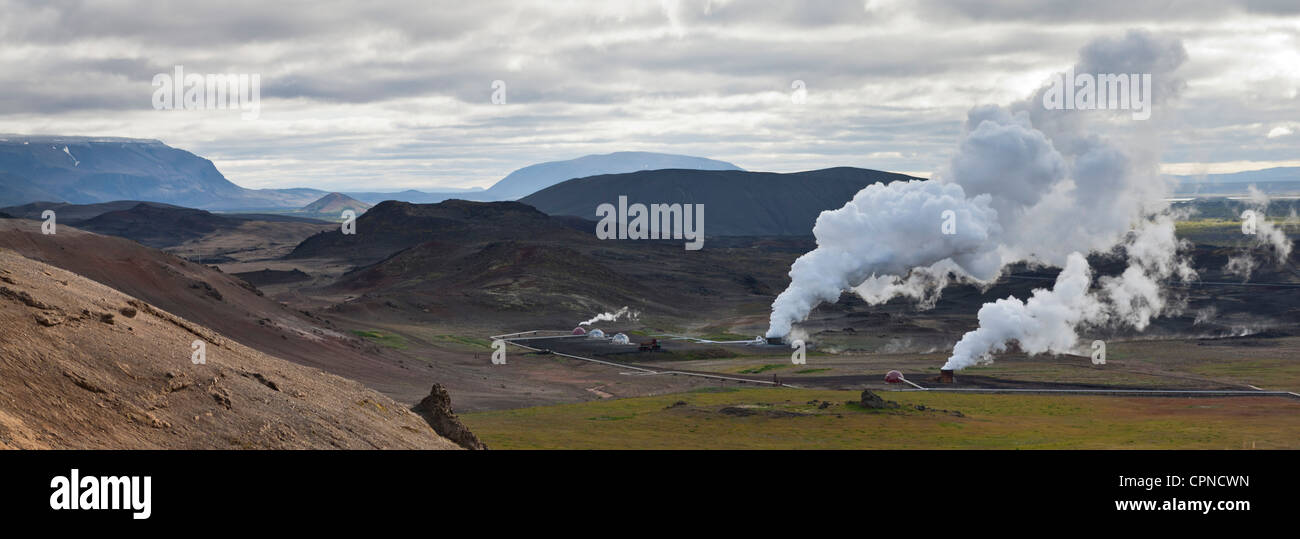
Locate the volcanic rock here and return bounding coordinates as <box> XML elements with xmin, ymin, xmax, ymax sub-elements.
<box><xmin>412</xmin><ymin>384</ymin><xmax>487</xmax><ymax>450</ymax></box>
<box><xmin>857</xmin><ymin>389</ymin><xmax>900</xmax><ymax>409</ymax></box>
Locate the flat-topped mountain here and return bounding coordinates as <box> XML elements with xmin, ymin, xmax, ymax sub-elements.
<box><xmin>484</xmin><ymin>151</ymin><xmax>743</xmax><ymax>200</ymax></box>
<box><xmin>0</xmin><ymin>136</ymin><xmax>325</xmax><ymax>209</ymax></box>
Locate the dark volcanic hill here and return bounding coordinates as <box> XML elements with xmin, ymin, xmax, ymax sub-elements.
<box><xmin>0</xmin><ymin>201</ymin><xmax>336</xmax><ymax>258</ymax></box>
<box><xmin>232</xmin><ymin>268</ymin><xmax>313</xmax><ymax>286</ymax></box>
<box><xmin>520</xmin><ymin>167</ymin><xmax>919</xmax><ymax>236</ymax></box>
<box><xmin>0</xmin><ymin>135</ymin><xmax>325</xmax><ymax>209</ymax></box>
<box><xmin>0</xmin><ymin>200</ymin><xmax>188</xmax><ymax>222</ymax></box>
<box><xmin>0</xmin><ymin>200</ymin><xmax>333</xmax><ymax>226</ymax></box>
<box><xmin>74</xmin><ymin>203</ymin><xmax>245</xmax><ymax>248</ymax></box>
<box><xmin>289</xmin><ymin>199</ymin><xmax>803</xmax><ymax>325</ymax></box>
<box><xmin>287</xmin><ymin>199</ymin><xmax>590</xmax><ymax>265</ymax></box>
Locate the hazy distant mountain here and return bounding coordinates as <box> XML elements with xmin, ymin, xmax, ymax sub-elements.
<box><xmin>0</xmin><ymin>135</ymin><xmax>326</xmax><ymax>209</ymax></box>
<box><xmin>520</xmin><ymin>167</ymin><xmax>920</xmax><ymax>236</ymax></box>
<box><xmin>1172</xmin><ymin>167</ymin><xmax>1300</xmax><ymax>196</ymax></box>
<box><xmin>301</xmin><ymin>192</ymin><xmax>372</xmax><ymax>215</ymax></box>
<box><xmin>484</xmin><ymin>151</ymin><xmax>743</xmax><ymax>200</ymax></box>
<box><xmin>337</xmin><ymin>152</ymin><xmax>744</xmax><ymax>204</ymax></box>
<box><xmin>1177</xmin><ymin>167</ymin><xmax>1300</xmax><ymax>183</ymax></box>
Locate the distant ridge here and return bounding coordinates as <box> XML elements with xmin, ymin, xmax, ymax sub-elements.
<box><xmin>520</xmin><ymin>167</ymin><xmax>921</xmax><ymax>236</ymax></box>
<box><xmin>1171</xmin><ymin>167</ymin><xmax>1300</xmax><ymax>196</ymax></box>
<box><xmin>484</xmin><ymin>151</ymin><xmax>743</xmax><ymax>200</ymax></box>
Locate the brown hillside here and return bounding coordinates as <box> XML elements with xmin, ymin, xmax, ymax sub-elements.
<box><xmin>0</xmin><ymin>248</ymin><xmax>460</xmax><ymax>449</ymax></box>
<box><xmin>0</xmin><ymin>219</ymin><xmax>444</xmax><ymax>404</ymax></box>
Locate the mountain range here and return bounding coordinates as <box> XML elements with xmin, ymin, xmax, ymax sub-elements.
<box><xmin>8</xmin><ymin>134</ymin><xmax>1294</xmax><ymax>211</ymax></box>
<box><xmin>0</xmin><ymin>136</ymin><xmax>746</xmax><ymax>209</ymax></box>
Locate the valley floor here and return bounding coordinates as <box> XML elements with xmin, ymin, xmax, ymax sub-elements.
<box><xmin>6</xmin><ymin>203</ymin><xmax>1298</xmax><ymax>450</ymax></box>
<box><xmin>461</xmin><ymin>388</ymin><xmax>1300</xmax><ymax>449</ymax></box>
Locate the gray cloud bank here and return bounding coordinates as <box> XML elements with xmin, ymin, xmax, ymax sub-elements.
<box><xmin>0</xmin><ymin>0</ymin><xmax>1296</xmax><ymax>190</ymax></box>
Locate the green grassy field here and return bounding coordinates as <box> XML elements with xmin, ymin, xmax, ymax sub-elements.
<box><xmin>736</xmin><ymin>363</ymin><xmax>792</xmax><ymax>374</ymax></box>
<box><xmin>349</xmin><ymin>329</ymin><xmax>409</xmax><ymax>350</ymax></box>
<box><xmin>1190</xmin><ymin>358</ymin><xmax>1300</xmax><ymax>391</ymax></box>
<box><xmin>428</xmin><ymin>334</ymin><xmax>494</xmax><ymax>350</ymax></box>
<box><xmin>461</xmin><ymin>388</ymin><xmax>1300</xmax><ymax>449</ymax></box>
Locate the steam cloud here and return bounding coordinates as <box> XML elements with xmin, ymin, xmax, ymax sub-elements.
<box><xmin>579</xmin><ymin>306</ymin><xmax>639</xmax><ymax>326</ymax></box>
<box><xmin>1224</xmin><ymin>186</ymin><xmax>1295</xmax><ymax>280</ymax></box>
<box><xmin>766</xmin><ymin>30</ymin><xmax>1197</xmax><ymax>370</ymax></box>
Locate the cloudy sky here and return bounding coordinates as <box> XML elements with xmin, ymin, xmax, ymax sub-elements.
<box><xmin>0</xmin><ymin>0</ymin><xmax>1297</xmax><ymax>191</ymax></box>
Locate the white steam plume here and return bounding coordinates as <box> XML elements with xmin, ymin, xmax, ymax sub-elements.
<box><xmin>1225</xmin><ymin>187</ymin><xmax>1295</xmax><ymax>280</ymax></box>
<box><xmin>947</xmin><ymin>252</ymin><xmax>1100</xmax><ymax>368</ymax></box>
<box><xmin>766</xmin><ymin>30</ymin><xmax>1194</xmax><ymax>370</ymax></box>
<box><xmin>766</xmin><ymin>179</ymin><xmax>1002</xmax><ymax>338</ymax></box>
<box><xmin>579</xmin><ymin>306</ymin><xmax>638</xmax><ymax>326</ymax></box>
<box><xmin>945</xmin><ymin>216</ymin><xmax>1194</xmax><ymax>370</ymax></box>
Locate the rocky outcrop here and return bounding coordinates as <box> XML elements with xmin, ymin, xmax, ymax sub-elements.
<box><xmin>855</xmin><ymin>389</ymin><xmax>964</xmax><ymax>417</ymax></box>
<box><xmin>412</xmin><ymin>384</ymin><xmax>487</xmax><ymax>450</ymax></box>
<box><xmin>857</xmin><ymin>389</ymin><xmax>900</xmax><ymax>409</ymax></box>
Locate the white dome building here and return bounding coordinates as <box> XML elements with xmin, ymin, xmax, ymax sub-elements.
<box><xmin>587</xmin><ymin>329</ymin><xmax>606</xmax><ymax>339</ymax></box>
<box><xmin>611</xmin><ymin>333</ymin><xmax>630</xmax><ymax>345</ymax></box>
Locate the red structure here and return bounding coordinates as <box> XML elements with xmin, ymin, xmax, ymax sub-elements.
<box><xmin>884</xmin><ymin>370</ymin><xmax>904</xmax><ymax>384</ymax></box>
<box><xmin>572</xmin><ymin>327</ymin><xmax>586</xmax><ymax>335</ymax></box>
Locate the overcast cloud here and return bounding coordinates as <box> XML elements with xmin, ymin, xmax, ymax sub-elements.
<box><xmin>0</xmin><ymin>0</ymin><xmax>1296</xmax><ymax>191</ymax></box>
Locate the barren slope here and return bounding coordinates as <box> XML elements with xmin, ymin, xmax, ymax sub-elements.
<box><xmin>0</xmin><ymin>219</ymin><xmax>441</xmax><ymax>403</ymax></box>
<box><xmin>0</xmin><ymin>248</ymin><xmax>460</xmax><ymax>449</ymax></box>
